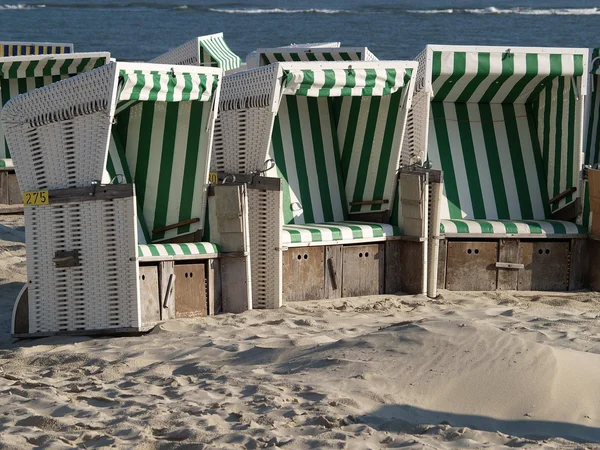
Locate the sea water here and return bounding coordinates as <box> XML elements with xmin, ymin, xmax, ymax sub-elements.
<box><xmin>0</xmin><ymin>0</ymin><xmax>598</xmax><ymax>62</ymax></box>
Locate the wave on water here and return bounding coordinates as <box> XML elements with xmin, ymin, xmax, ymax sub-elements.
<box><xmin>208</xmin><ymin>8</ymin><xmax>351</xmax><ymax>14</ymax></box>
<box><xmin>0</xmin><ymin>4</ymin><xmax>45</xmax><ymax>9</ymax></box>
<box><xmin>407</xmin><ymin>6</ymin><xmax>600</xmax><ymax>15</ymax></box>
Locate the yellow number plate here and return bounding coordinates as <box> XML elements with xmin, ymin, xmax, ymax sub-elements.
<box><xmin>208</xmin><ymin>171</ymin><xmax>218</xmax><ymax>184</ymax></box>
<box><xmin>23</xmin><ymin>190</ymin><xmax>49</xmax><ymax>206</ymax></box>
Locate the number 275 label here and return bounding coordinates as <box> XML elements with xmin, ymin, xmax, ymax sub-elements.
<box><xmin>23</xmin><ymin>190</ymin><xmax>49</xmax><ymax>206</ymax></box>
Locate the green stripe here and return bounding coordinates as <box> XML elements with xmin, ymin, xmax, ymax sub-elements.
<box><xmin>503</xmin><ymin>104</ymin><xmax>534</xmax><ymax>219</ymax></box>
<box><xmin>296</xmin><ymin>70</ymin><xmax>314</xmax><ymax>96</ymax></box>
<box><xmin>307</xmin><ymin>97</ymin><xmax>334</xmax><ymax>221</ymax></box>
<box><xmin>350</xmin><ymin>96</ymin><xmax>381</xmax><ymax>212</ymax></box>
<box><xmin>565</xmin><ymin>79</ymin><xmax>576</xmax><ymax>206</ymax></box>
<box><xmin>318</xmin><ymin>69</ymin><xmax>336</xmax><ymax>97</ymax></box>
<box><xmin>180</xmin><ymin>243</ymin><xmax>192</xmax><ymax>255</ymax></box>
<box><xmin>133</xmin><ymin>102</ymin><xmax>155</xmax><ymax>211</ymax></box>
<box><xmin>552</xmin><ymin>77</ymin><xmax>565</xmax><ymax>210</ymax></box>
<box><xmin>526</xmin><ymin>103</ymin><xmax>551</xmax><ymax>218</ymax></box>
<box><xmin>449</xmin><ymin>219</ymin><xmax>470</xmax><ymax>233</ymax></box>
<box><xmin>455</xmin><ymin>103</ymin><xmax>485</xmax><ymax>218</ymax></box>
<box><xmin>152</xmin><ymin>102</ymin><xmax>178</xmax><ymax>240</ymax></box>
<box><xmin>340</xmin><ymin>97</ymin><xmax>361</xmax><ymax>184</ymax></box>
<box><xmin>479</xmin><ymin>103</ymin><xmax>509</xmax><ymax>219</ymax></box>
<box><xmin>431</xmin><ymin>51</ymin><xmax>442</xmax><ymax>84</ymax></box>
<box><xmin>371</xmin><ymin>89</ymin><xmax>402</xmax><ymax>211</ymax></box>
<box><xmin>178</xmin><ymin>101</ymin><xmax>205</xmax><ymax>235</ymax></box>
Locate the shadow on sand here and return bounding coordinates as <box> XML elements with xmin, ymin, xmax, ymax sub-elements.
<box><xmin>359</xmin><ymin>404</ymin><xmax>600</xmax><ymax>444</ymax></box>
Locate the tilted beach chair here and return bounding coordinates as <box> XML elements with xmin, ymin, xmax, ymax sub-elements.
<box><xmin>0</xmin><ymin>43</ymin><xmax>94</xmax><ymax>208</ymax></box>
<box><xmin>246</xmin><ymin>45</ymin><xmax>378</xmax><ymax>69</ymax></box>
<box><xmin>213</xmin><ymin>60</ymin><xmax>426</xmax><ymax>308</ymax></box>
<box><xmin>2</xmin><ymin>61</ymin><xmax>251</xmax><ymax>337</ymax></box>
<box><xmin>407</xmin><ymin>45</ymin><xmax>589</xmax><ymax>294</ymax></box>
<box><xmin>150</xmin><ymin>32</ymin><xmax>242</xmax><ymax>73</ymax></box>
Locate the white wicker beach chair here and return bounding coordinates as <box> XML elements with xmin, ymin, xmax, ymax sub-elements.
<box><xmin>150</xmin><ymin>32</ymin><xmax>242</xmax><ymax>73</ymax></box>
<box><xmin>408</xmin><ymin>45</ymin><xmax>589</xmax><ymax>294</ymax></box>
<box><xmin>2</xmin><ymin>61</ymin><xmax>251</xmax><ymax>337</ymax></box>
<box><xmin>213</xmin><ymin>60</ymin><xmax>428</xmax><ymax>308</ymax></box>
<box><xmin>0</xmin><ymin>45</ymin><xmax>102</xmax><ymax>207</ymax></box>
<box><xmin>245</xmin><ymin>45</ymin><xmax>378</xmax><ymax>69</ymax></box>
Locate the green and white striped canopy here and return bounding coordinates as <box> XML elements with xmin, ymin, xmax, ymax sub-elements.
<box><xmin>151</xmin><ymin>33</ymin><xmax>241</xmax><ymax>73</ymax></box>
<box><xmin>117</xmin><ymin>67</ymin><xmax>219</xmax><ymax>103</ymax></box>
<box><xmin>258</xmin><ymin>47</ymin><xmax>377</xmax><ymax>67</ymax></box>
<box><xmin>106</xmin><ymin>62</ymin><xmax>221</xmax><ymax>243</ymax></box>
<box><xmin>198</xmin><ymin>34</ymin><xmax>241</xmax><ymax>72</ymax></box>
<box><xmin>431</xmin><ymin>48</ymin><xmax>585</xmax><ymax>103</ymax></box>
<box><xmin>0</xmin><ymin>52</ymin><xmax>110</xmax><ymax>159</ymax></box>
<box><xmin>423</xmin><ymin>45</ymin><xmax>587</xmax><ymax>228</ymax></box>
<box><xmin>282</xmin><ymin>67</ymin><xmax>410</xmax><ymax>97</ymax></box>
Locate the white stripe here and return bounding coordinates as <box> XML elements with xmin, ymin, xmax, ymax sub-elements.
<box><xmin>428</xmin><ymin>117</ymin><xmax>451</xmax><ymax>220</ymax></box>
<box><xmin>470</xmin><ymin>53</ymin><xmax>503</xmax><ymax>102</ymax></box>
<box><xmin>444</xmin><ymin>103</ymin><xmax>471</xmax><ymax>219</ymax></box>
<box><xmin>491</xmin><ymin>104</ymin><xmax>521</xmax><ymax>219</ymax></box>
<box><xmin>278</xmin><ymin>98</ymin><xmax>303</xmax><ymax>223</ymax></box>
<box><xmin>444</xmin><ymin>51</ymin><xmax>478</xmax><ymax>103</ymax></box>
<box><xmin>491</xmin><ymin>52</ymin><xmax>526</xmax><ymax>103</ymax></box>
<box><xmin>545</xmin><ymin>78</ymin><xmax>559</xmax><ymax>204</ymax></box>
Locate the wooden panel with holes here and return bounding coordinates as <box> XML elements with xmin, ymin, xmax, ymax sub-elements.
<box><xmin>445</xmin><ymin>241</ymin><xmax>498</xmax><ymax>291</ymax></box>
<box><xmin>518</xmin><ymin>241</ymin><xmax>569</xmax><ymax>291</ymax></box>
<box><xmin>174</xmin><ymin>263</ymin><xmax>207</xmax><ymax>317</ymax></box>
<box><xmin>342</xmin><ymin>244</ymin><xmax>384</xmax><ymax>297</ymax></box>
<box><xmin>139</xmin><ymin>265</ymin><xmax>161</xmax><ymax>326</ymax></box>
<box><xmin>282</xmin><ymin>247</ymin><xmax>325</xmax><ymax>301</ymax></box>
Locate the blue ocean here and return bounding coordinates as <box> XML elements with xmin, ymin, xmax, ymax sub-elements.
<box><xmin>0</xmin><ymin>1</ymin><xmax>598</xmax><ymax>62</ymax></box>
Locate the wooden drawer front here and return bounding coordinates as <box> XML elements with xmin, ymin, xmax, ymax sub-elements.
<box><xmin>174</xmin><ymin>263</ymin><xmax>207</xmax><ymax>318</ymax></box>
<box><xmin>283</xmin><ymin>247</ymin><xmax>324</xmax><ymax>301</ymax></box>
<box><xmin>519</xmin><ymin>242</ymin><xmax>569</xmax><ymax>291</ymax></box>
<box><xmin>446</xmin><ymin>241</ymin><xmax>498</xmax><ymax>291</ymax></box>
<box><xmin>342</xmin><ymin>244</ymin><xmax>384</xmax><ymax>297</ymax></box>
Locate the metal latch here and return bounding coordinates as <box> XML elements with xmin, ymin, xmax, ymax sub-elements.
<box><xmin>495</xmin><ymin>262</ymin><xmax>524</xmax><ymax>270</ymax></box>
<box><xmin>53</xmin><ymin>250</ymin><xmax>80</xmax><ymax>268</ymax></box>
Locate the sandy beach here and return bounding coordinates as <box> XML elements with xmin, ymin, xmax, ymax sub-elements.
<box><xmin>1</xmin><ymin>213</ymin><xmax>600</xmax><ymax>449</ymax></box>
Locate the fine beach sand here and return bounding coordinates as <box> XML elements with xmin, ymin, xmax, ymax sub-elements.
<box><xmin>1</xmin><ymin>214</ymin><xmax>600</xmax><ymax>449</ymax></box>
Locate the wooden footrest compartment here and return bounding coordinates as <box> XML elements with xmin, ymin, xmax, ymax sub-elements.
<box><xmin>438</xmin><ymin>238</ymin><xmax>586</xmax><ymax>291</ymax></box>
<box><xmin>282</xmin><ymin>241</ymin><xmax>426</xmax><ymax>302</ymax></box>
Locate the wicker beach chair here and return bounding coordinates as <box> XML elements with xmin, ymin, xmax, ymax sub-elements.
<box><xmin>246</xmin><ymin>45</ymin><xmax>378</xmax><ymax>69</ymax></box>
<box><xmin>2</xmin><ymin>61</ymin><xmax>251</xmax><ymax>337</ymax></box>
<box><xmin>0</xmin><ymin>44</ymin><xmax>98</xmax><ymax>208</ymax></box>
<box><xmin>150</xmin><ymin>32</ymin><xmax>242</xmax><ymax>73</ymax></box>
<box><xmin>213</xmin><ymin>60</ymin><xmax>427</xmax><ymax>308</ymax></box>
<box><xmin>407</xmin><ymin>45</ymin><xmax>589</xmax><ymax>294</ymax></box>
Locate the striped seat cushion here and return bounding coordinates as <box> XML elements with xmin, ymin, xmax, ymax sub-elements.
<box><xmin>137</xmin><ymin>242</ymin><xmax>220</xmax><ymax>259</ymax></box>
<box><xmin>0</xmin><ymin>158</ymin><xmax>13</xmax><ymax>169</ymax></box>
<box><xmin>282</xmin><ymin>221</ymin><xmax>401</xmax><ymax>245</ymax></box>
<box><xmin>440</xmin><ymin>219</ymin><xmax>586</xmax><ymax>237</ymax></box>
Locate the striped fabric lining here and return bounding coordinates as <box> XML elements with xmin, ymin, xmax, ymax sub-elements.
<box><xmin>429</xmin><ymin>102</ymin><xmax>549</xmax><ymax>221</ymax></box>
<box><xmin>282</xmin><ymin>68</ymin><xmax>410</xmax><ymax>97</ymax></box>
<box><xmin>585</xmin><ymin>48</ymin><xmax>600</xmax><ymax>167</ymax></box>
<box><xmin>117</xmin><ymin>69</ymin><xmax>218</xmax><ymax>103</ymax></box>
<box><xmin>269</xmin><ymin>68</ymin><xmax>414</xmax><ymax>222</ymax></box>
<box><xmin>1</xmin><ymin>43</ymin><xmax>73</xmax><ymax>57</ymax></box>
<box><xmin>282</xmin><ymin>221</ymin><xmax>401</xmax><ymax>245</ymax></box>
<box><xmin>268</xmin><ymin>95</ymin><xmax>347</xmax><ymax>225</ymax></box>
<box><xmin>0</xmin><ymin>54</ymin><xmax>109</xmax><ymax>159</ymax></box>
<box><xmin>440</xmin><ymin>218</ymin><xmax>587</xmax><ymax>236</ymax></box>
<box><xmin>198</xmin><ymin>35</ymin><xmax>242</xmax><ymax>72</ymax></box>
<box><xmin>0</xmin><ymin>158</ymin><xmax>13</xmax><ymax>169</ymax></box>
<box><xmin>112</xmin><ymin>99</ymin><xmax>212</xmax><ymax>243</ymax></box>
<box><xmin>138</xmin><ymin>242</ymin><xmax>220</xmax><ymax>259</ymax></box>
<box><xmin>334</xmin><ymin>89</ymin><xmax>408</xmax><ymax>214</ymax></box>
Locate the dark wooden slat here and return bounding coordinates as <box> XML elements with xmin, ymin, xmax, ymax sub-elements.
<box><xmin>549</xmin><ymin>186</ymin><xmax>577</xmax><ymax>205</ymax></box>
<box><xmin>152</xmin><ymin>218</ymin><xmax>199</xmax><ymax>234</ymax></box>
